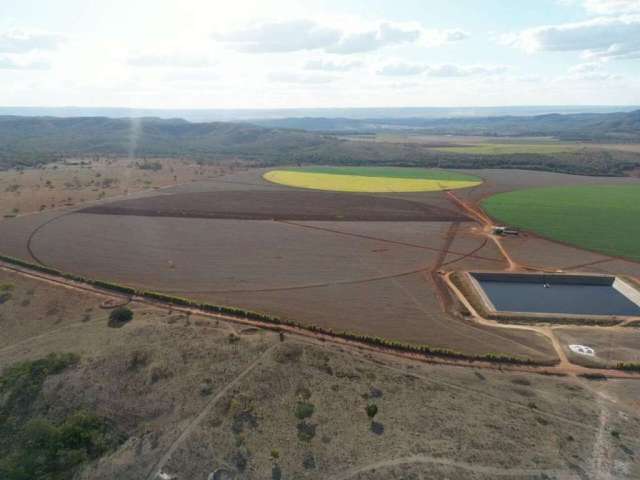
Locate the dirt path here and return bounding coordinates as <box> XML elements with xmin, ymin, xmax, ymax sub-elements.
<box><xmin>144</xmin><ymin>343</ymin><xmax>277</xmax><ymax>480</ymax></box>
<box><xmin>589</xmin><ymin>396</ymin><xmax>615</xmax><ymax>480</ymax></box>
<box><xmin>333</xmin><ymin>454</ymin><xmax>580</xmax><ymax>479</ymax></box>
<box><xmin>276</xmin><ymin>220</ymin><xmax>502</xmax><ymax>263</ymax></box>
<box><xmin>444</xmin><ymin>272</ymin><xmax>577</xmax><ymax>372</ymax></box>
<box><xmin>3</xmin><ymin>261</ymin><xmax>640</xmax><ymax>380</ymax></box>
<box><xmin>0</xmin><ymin>314</ymin><xmax>109</xmax><ymax>354</ymax></box>
<box><xmin>161</xmin><ymin>262</ymin><xmax>434</xmax><ymax>295</ymax></box>
<box><xmin>429</xmin><ymin>221</ymin><xmax>459</xmax><ymax>311</ymax></box>
<box><xmin>446</xmin><ymin>190</ymin><xmax>520</xmax><ymax>271</ymax></box>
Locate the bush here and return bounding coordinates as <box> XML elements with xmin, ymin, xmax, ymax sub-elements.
<box><xmin>366</xmin><ymin>403</ymin><xmax>378</xmax><ymax>420</ymax></box>
<box><xmin>0</xmin><ymin>412</ymin><xmax>123</xmax><ymax>480</ymax></box>
<box><xmin>0</xmin><ymin>353</ymin><xmax>125</xmax><ymax>480</ymax></box>
<box><xmin>0</xmin><ymin>353</ymin><xmax>79</xmax><ymax>415</ymax></box>
<box><xmin>108</xmin><ymin>307</ymin><xmax>133</xmax><ymax>327</ymax></box>
<box><xmin>296</xmin><ymin>421</ymin><xmax>316</xmax><ymax>442</ymax></box>
<box><xmin>294</xmin><ymin>402</ymin><xmax>315</xmax><ymax>420</ymax></box>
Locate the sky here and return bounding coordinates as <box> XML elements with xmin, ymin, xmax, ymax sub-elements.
<box><xmin>1</xmin><ymin>0</ymin><xmax>640</xmax><ymax>108</ymax></box>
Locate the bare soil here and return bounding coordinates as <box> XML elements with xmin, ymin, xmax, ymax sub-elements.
<box><xmin>1</xmin><ymin>167</ymin><xmax>639</xmax><ymax>365</ymax></box>
<box><xmin>80</xmin><ymin>190</ymin><xmax>468</xmax><ymax>222</ymax></box>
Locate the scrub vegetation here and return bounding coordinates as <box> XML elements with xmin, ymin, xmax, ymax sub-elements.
<box><xmin>0</xmin><ymin>353</ymin><xmax>124</xmax><ymax>480</ymax></box>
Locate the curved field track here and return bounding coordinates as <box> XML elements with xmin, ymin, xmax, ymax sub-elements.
<box><xmin>27</xmin><ymin>215</ymin><xmax>456</xmax><ymax>292</ymax></box>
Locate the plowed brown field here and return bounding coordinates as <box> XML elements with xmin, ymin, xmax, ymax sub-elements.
<box><xmin>4</xmin><ymin>167</ymin><xmax>638</xmax><ymax>363</ymax></box>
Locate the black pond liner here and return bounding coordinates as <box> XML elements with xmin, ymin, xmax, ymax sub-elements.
<box><xmin>471</xmin><ymin>272</ymin><xmax>640</xmax><ymax>317</ymax></box>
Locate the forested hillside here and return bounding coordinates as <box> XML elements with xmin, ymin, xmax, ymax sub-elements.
<box><xmin>1</xmin><ymin>115</ymin><xmax>640</xmax><ymax>176</ymax></box>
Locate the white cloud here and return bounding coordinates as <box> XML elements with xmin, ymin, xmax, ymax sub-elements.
<box><xmin>505</xmin><ymin>14</ymin><xmax>640</xmax><ymax>60</ymax></box>
<box><xmin>566</xmin><ymin>62</ymin><xmax>622</xmax><ymax>79</ymax></box>
<box><xmin>212</xmin><ymin>19</ymin><xmax>341</xmax><ymax>53</ymax></box>
<box><xmin>378</xmin><ymin>62</ymin><xmax>506</xmax><ymax>77</ymax></box>
<box><xmin>0</xmin><ymin>55</ymin><xmax>49</xmax><ymax>70</ymax></box>
<box><xmin>423</xmin><ymin>28</ymin><xmax>470</xmax><ymax>45</ymax></box>
<box><xmin>268</xmin><ymin>71</ymin><xmax>337</xmax><ymax>84</ymax></box>
<box><xmin>568</xmin><ymin>62</ymin><xmax>600</xmax><ymax>73</ymax></box>
<box><xmin>213</xmin><ymin>19</ymin><xmax>466</xmax><ymax>54</ymax></box>
<box><xmin>582</xmin><ymin>0</ymin><xmax>640</xmax><ymax>14</ymax></box>
<box><xmin>128</xmin><ymin>52</ymin><xmax>216</xmax><ymax>68</ymax></box>
<box><xmin>327</xmin><ymin>22</ymin><xmax>420</xmax><ymax>54</ymax></box>
<box><xmin>303</xmin><ymin>59</ymin><xmax>362</xmax><ymax>71</ymax></box>
<box><xmin>0</xmin><ymin>29</ymin><xmax>64</xmax><ymax>53</ymax></box>
<box><xmin>427</xmin><ymin>64</ymin><xmax>506</xmax><ymax>77</ymax></box>
<box><xmin>377</xmin><ymin>62</ymin><xmax>427</xmax><ymax>76</ymax></box>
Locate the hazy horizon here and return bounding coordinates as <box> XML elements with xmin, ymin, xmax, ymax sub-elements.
<box><xmin>1</xmin><ymin>104</ymin><xmax>638</xmax><ymax>122</ymax></box>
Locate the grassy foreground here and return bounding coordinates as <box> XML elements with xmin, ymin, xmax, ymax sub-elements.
<box><xmin>265</xmin><ymin>167</ymin><xmax>481</xmax><ymax>192</ymax></box>
<box><xmin>483</xmin><ymin>185</ymin><xmax>640</xmax><ymax>261</ymax></box>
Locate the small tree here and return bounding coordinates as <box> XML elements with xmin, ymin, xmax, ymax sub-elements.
<box><xmin>366</xmin><ymin>403</ymin><xmax>378</xmax><ymax>421</ymax></box>
<box><xmin>108</xmin><ymin>306</ymin><xmax>133</xmax><ymax>327</ymax></box>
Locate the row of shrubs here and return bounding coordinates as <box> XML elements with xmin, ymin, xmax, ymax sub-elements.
<box><xmin>616</xmin><ymin>362</ymin><xmax>640</xmax><ymax>372</ymax></box>
<box><xmin>0</xmin><ymin>253</ymin><xmax>547</xmax><ymax>367</ymax></box>
<box><xmin>494</xmin><ymin>315</ymin><xmax>621</xmax><ymax>327</ymax></box>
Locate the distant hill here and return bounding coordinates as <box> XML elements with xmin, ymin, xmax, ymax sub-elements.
<box><xmin>2</xmin><ymin>105</ymin><xmax>638</xmax><ymax>122</ymax></box>
<box><xmin>250</xmin><ymin>110</ymin><xmax>640</xmax><ymax>140</ymax></box>
<box><xmin>0</xmin><ymin>116</ymin><xmax>333</xmax><ymax>167</ymax></box>
<box><xmin>1</xmin><ymin>115</ymin><xmax>639</xmax><ymax>176</ymax></box>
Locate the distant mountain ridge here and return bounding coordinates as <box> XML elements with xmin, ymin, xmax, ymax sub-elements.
<box><xmin>1</xmin><ymin>114</ymin><xmax>639</xmax><ymax>177</ymax></box>
<box><xmin>1</xmin><ymin>105</ymin><xmax>638</xmax><ymax>122</ymax></box>
<box><xmin>249</xmin><ymin>109</ymin><xmax>640</xmax><ymax>140</ymax></box>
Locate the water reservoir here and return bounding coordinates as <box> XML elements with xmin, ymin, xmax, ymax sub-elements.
<box><xmin>470</xmin><ymin>273</ymin><xmax>640</xmax><ymax>317</ymax></box>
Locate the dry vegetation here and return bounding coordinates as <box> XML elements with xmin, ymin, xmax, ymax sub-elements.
<box><xmin>1</xmin><ymin>269</ymin><xmax>640</xmax><ymax>479</ymax></box>
<box><xmin>0</xmin><ymin>157</ymin><xmax>245</xmax><ymax>218</ymax></box>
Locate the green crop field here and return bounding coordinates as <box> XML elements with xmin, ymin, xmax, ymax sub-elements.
<box><xmin>482</xmin><ymin>185</ymin><xmax>640</xmax><ymax>261</ymax></box>
<box><xmin>431</xmin><ymin>143</ymin><xmax>581</xmax><ymax>155</ymax></box>
<box><xmin>278</xmin><ymin>166</ymin><xmax>480</xmax><ymax>181</ymax></box>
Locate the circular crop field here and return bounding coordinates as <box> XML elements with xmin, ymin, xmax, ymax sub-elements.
<box><xmin>482</xmin><ymin>184</ymin><xmax>640</xmax><ymax>261</ymax></box>
<box><xmin>263</xmin><ymin>166</ymin><xmax>482</xmax><ymax>193</ymax></box>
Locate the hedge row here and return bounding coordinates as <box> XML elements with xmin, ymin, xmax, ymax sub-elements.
<box><xmin>616</xmin><ymin>362</ymin><xmax>640</xmax><ymax>372</ymax></box>
<box><xmin>0</xmin><ymin>253</ymin><xmax>547</xmax><ymax>366</ymax></box>
<box><xmin>495</xmin><ymin>315</ymin><xmax>620</xmax><ymax>327</ymax></box>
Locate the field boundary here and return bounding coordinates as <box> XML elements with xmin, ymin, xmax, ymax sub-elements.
<box><xmin>0</xmin><ymin>251</ymin><xmax>550</xmax><ymax>367</ymax></box>
<box><xmin>5</xmin><ymin>254</ymin><xmax>640</xmax><ymax>378</ymax></box>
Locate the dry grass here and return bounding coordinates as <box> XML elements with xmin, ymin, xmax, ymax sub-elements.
<box><xmin>0</xmin><ymin>157</ymin><xmax>242</xmax><ymax>218</ymax></box>
<box><xmin>1</xmin><ymin>269</ymin><xmax>639</xmax><ymax>479</ymax></box>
